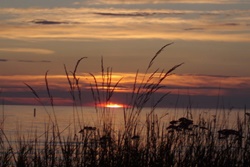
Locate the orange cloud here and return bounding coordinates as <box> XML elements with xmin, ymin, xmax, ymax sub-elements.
<box><xmin>0</xmin><ymin>48</ymin><xmax>54</xmax><ymax>54</ymax></box>
<box><xmin>1</xmin><ymin>73</ymin><xmax>250</xmax><ymax>94</ymax></box>
<box><xmin>1</xmin><ymin>73</ymin><xmax>250</xmax><ymax>106</ymax></box>
<box><xmin>84</xmin><ymin>0</ymin><xmax>248</xmax><ymax>5</ymax></box>
<box><xmin>0</xmin><ymin>7</ymin><xmax>249</xmax><ymax>42</ymax></box>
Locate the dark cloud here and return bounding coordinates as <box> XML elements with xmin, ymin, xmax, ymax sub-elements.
<box><xmin>18</xmin><ymin>60</ymin><xmax>51</xmax><ymax>63</ymax></box>
<box><xmin>180</xmin><ymin>74</ymin><xmax>237</xmax><ymax>78</ymax></box>
<box><xmin>200</xmin><ymin>13</ymin><xmax>221</xmax><ymax>16</ymax></box>
<box><xmin>0</xmin><ymin>59</ymin><xmax>8</xmax><ymax>62</ymax></box>
<box><xmin>221</xmin><ymin>23</ymin><xmax>239</xmax><ymax>26</ymax></box>
<box><xmin>2</xmin><ymin>77</ymin><xmax>249</xmax><ymax>108</ymax></box>
<box><xmin>93</xmin><ymin>12</ymin><xmax>184</xmax><ymax>17</ymax></box>
<box><xmin>40</xmin><ymin>60</ymin><xmax>51</xmax><ymax>63</ymax></box>
<box><xmin>94</xmin><ymin>12</ymin><xmax>152</xmax><ymax>17</ymax></box>
<box><xmin>184</xmin><ymin>27</ymin><xmax>204</xmax><ymax>31</ymax></box>
<box><xmin>30</xmin><ymin>19</ymin><xmax>75</xmax><ymax>25</ymax></box>
<box><xmin>0</xmin><ymin>59</ymin><xmax>51</xmax><ymax>63</ymax></box>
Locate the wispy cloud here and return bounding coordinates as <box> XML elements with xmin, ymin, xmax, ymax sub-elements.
<box><xmin>85</xmin><ymin>0</ymin><xmax>250</xmax><ymax>4</ymax></box>
<box><xmin>0</xmin><ymin>58</ymin><xmax>51</xmax><ymax>63</ymax></box>
<box><xmin>30</xmin><ymin>19</ymin><xmax>78</xmax><ymax>25</ymax></box>
<box><xmin>31</xmin><ymin>19</ymin><xmax>68</xmax><ymax>25</ymax></box>
<box><xmin>184</xmin><ymin>28</ymin><xmax>205</xmax><ymax>31</ymax></box>
<box><xmin>93</xmin><ymin>12</ymin><xmax>154</xmax><ymax>17</ymax></box>
<box><xmin>0</xmin><ymin>7</ymin><xmax>249</xmax><ymax>42</ymax></box>
<box><xmin>221</xmin><ymin>23</ymin><xmax>240</xmax><ymax>26</ymax></box>
<box><xmin>51</xmin><ymin>72</ymin><xmax>250</xmax><ymax>96</ymax></box>
<box><xmin>1</xmin><ymin>73</ymin><xmax>249</xmax><ymax>107</ymax></box>
<box><xmin>18</xmin><ymin>60</ymin><xmax>51</xmax><ymax>63</ymax></box>
<box><xmin>0</xmin><ymin>59</ymin><xmax>8</xmax><ymax>62</ymax></box>
<box><xmin>0</xmin><ymin>48</ymin><xmax>54</xmax><ymax>54</ymax></box>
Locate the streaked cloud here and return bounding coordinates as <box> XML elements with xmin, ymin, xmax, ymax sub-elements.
<box><xmin>1</xmin><ymin>73</ymin><xmax>249</xmax><ymax>107</ymax></box>
<box><xmin>30</xmin><ymin>19</ymin><xmax>78</xmax><ymax>25</ymax></box>
<box><xmin>30</xmin><ymin>19</ymin><xmax>68</xmax><ymax>25</ymax></box>
<box><xmin>18</xmin><ymin>60</ymin><xmax>51</xmax><ymax>63</ymax></box>
<box><xmin>184</xmin><ymin>28</ymin><xmax>205</xmax><ymax>31</ymax></box>
<box><xmin>0</xmin><ymin>58</ymin><xmax>51</xmax><ymax>63</ymax></box>
<box><xmin>221</xmin><ymin>23</ymin><xmax>240</xmax><ymax>26</ymax></box>
<box><xmin>93</xmin><ymin>12</ymin><xmax>154</xmax><ymax>17</ymax></box>
<box><xmin>0</xmin><ymin>48</ymin><xmax>55</xmax><ymax>54</ymax></box>
<box><xmin>0</xmin><ymin>59</ymin><xmax>8</xmax><ymax>62</ymax></box>
<box><xmin>0</xmin><ymin>7</ymin><xmax>249</xmax><ymax>42</ymax></box>
<box><xmin>0</xmin><ymin>1</ymin><xmax>249</xmax><ymax>108</ymax></box>
<box><xmin>2</xmin><ymin>72</ymin><xmax>248</xmax><ymax>96</ymax></box>
<box><xmin>84</xmin><ymin>0</ymin><xmax>250</xmax><ymax>5</ymax></box>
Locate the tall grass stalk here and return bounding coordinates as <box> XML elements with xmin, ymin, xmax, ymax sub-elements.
<box><xmin>1</xmin><ymin>44</ymin><xmax>250</xmax><ymax>166</ymax></box>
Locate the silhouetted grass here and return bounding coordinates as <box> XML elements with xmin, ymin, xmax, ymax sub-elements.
<box><xmin>1</xmin><ymin>44</ymin><xmax>250</xmax><ymax>167</ymax></box>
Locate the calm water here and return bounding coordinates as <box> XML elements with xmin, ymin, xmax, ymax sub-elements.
<box><xmin>0</xmin><ymin>105</ymin><xmax>247</xmax><ymax>141</ymax></box>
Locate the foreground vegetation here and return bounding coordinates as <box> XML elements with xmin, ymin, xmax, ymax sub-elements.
<box><xmin>1</xmin><ymin>43</ymin><xmax>250</xmax><ymax>166</ymax></box>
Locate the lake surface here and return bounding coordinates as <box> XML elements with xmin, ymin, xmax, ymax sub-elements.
<box><xmin>1</xmin><ymin>105</ymin><xmax>248</xmax><ymax>140</ymax></box>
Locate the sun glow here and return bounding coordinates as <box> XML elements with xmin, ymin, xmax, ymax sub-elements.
<box><xmin>105</xmin><ymin>103</ymin><xmax>124</xmax><ymax>108</ymax></box>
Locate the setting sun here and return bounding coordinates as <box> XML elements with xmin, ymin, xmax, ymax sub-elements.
<box><xmin>105</xmin><ymin>103</ymin><xmax>124</xmax><ymax>108</ymax></box>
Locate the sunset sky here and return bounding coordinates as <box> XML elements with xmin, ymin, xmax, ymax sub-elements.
<box><xmin>0</xmin><ymin>0</ymin><xmax>250</xmax><ymax>108</ymax></box>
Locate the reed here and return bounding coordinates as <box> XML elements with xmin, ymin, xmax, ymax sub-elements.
<box><xmin>1</xmin><ymin>44</ymin><xmax>250</xmax><ymax>166</ymax></box>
